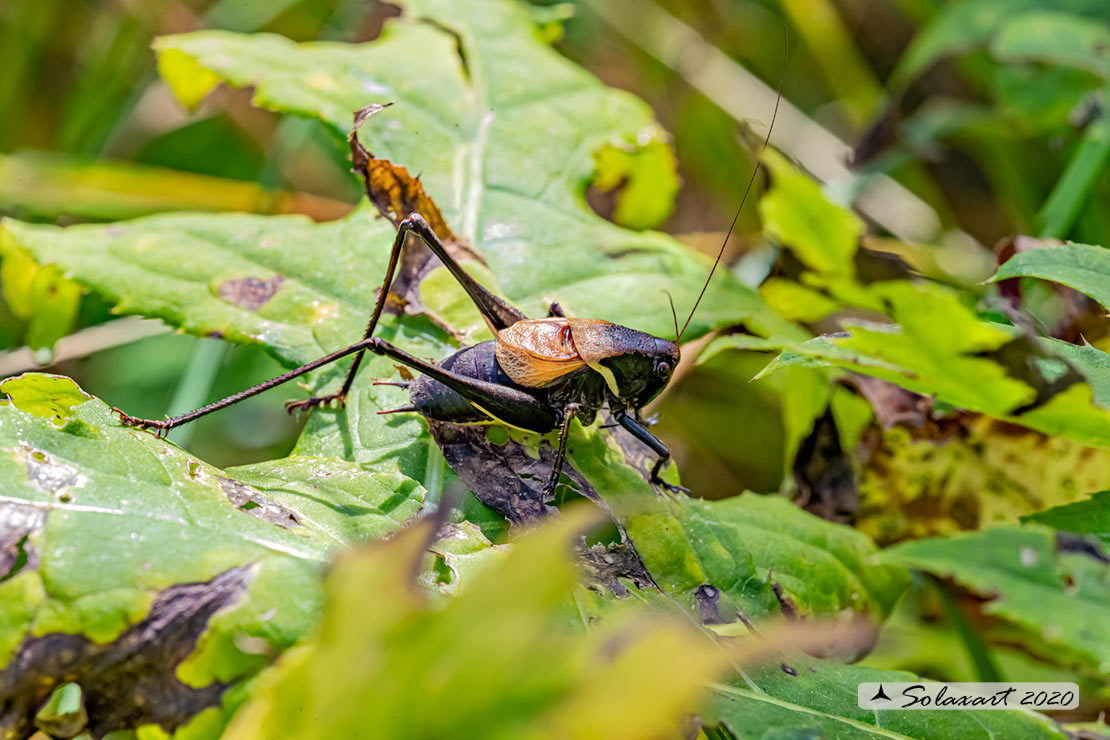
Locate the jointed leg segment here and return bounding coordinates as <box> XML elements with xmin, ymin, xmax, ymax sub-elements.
<box><xmin>544</xmin><ymin>403</ymin><xmax>580</xmax><ymax>497</ymax></box>
<box><xmin>617</xmin><ymin>413</ymin><xmax>688</xmax><ymax>494</ymax></box>
<box><xmin>116</xmin><ymin>336</ymin><xmax>379</xmax><ymax>437</ymax></box>
<box><xmin>118</xmin><ymin>212</ymin><xmax>530</xmax><ymax>433</ymax></box>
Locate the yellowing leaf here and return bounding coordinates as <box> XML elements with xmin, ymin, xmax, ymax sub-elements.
<box><xmin>223</xmin><ymin>511</ymin><xmax>734</xmax><ymax>740</ymax></box>
<box><xmin>155</xmin><ymin>47</ymin><xmax>221</xmax><ymax>111</ymax></box>
<box><xmin>759</xmin><ymin>149</ymin><xmax>864</xmax><ymax>278</ymax></box>
<box><xmin>0</xmin><ymin>374</ymin><xmax>91</xmax><ymax>427</ymax></box>
<box><xmin>592</xmin><ymin>138</ymin><xmax>680</xmax><ymax>230</ymax></box>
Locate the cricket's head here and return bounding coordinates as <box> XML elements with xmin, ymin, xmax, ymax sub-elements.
<box><xmin>573</xmin><ymin>322</ymin><xmax>680</xmax><ymax>409</ymax></box>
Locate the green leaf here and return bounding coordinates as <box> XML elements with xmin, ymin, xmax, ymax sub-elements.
<box><xmin>0</xmin><ymin>231</ymin><xmax>82</xmax><ymax>355</ymax></box>
<box><xmin>757</xmin><ymin>281</ymin><xmax>1110</xmax><ymax>447</ymax></box>
<box><xmin>0</xmin><ymin>373</ymin><xmax>423</xmax><ymax>736</ymax></box>
<box><xmin>149</xmin><ymin>0</ymin><xmax>797</xmax><ymax>342</ymax></box>
<box><xmin>705</xmin><ymin>654</ymin><xmax>1070</xmax><ymax>739</ymax></box>
<box><xmin>1024</xmin><ymin>490</ymin><xmax>1110</xmax><ymax>546</ymax></box>
<box><xmin>884</xmin><ymin>526</ymin><xmax>1110</xmax><ymax>676</ymax></box>
<box><xmin>759</xmin><ymin>150</ymin><xmax>864</xmax><ymax>279</ymax></box>
<box><xmin>760</xmin><ymin>278</ymin><xmax>843</xmax><ymax>323</ymax></box>
<box><xmin>696</xmin><ymin>333</ymin><xmax>784</xmax><ymax>366</ymax></box>
<box><xmin>991</xmin><ymin>11</ymin><xmax>1110</xmax><ymax>78</ymax></box>
<box><xmin>889</xmin><ymin>0</ymin><xmax>1110</xmax><ymax>89</ymax></box>
<box><xmin>992</xmin><ymin>241</ymin><xmax>1110</xmax><ymax>310</ymax></box>
<box><xmin>0</xmin><ymin>210</ymin><xmax>455</xmax><ymax>484</ymax></box>
<box><xmin>1044</xmin><ymin>337</ymin><xmax>1110</xmax><ymax>407</ymax></box>
<box><xmin>551</xmin><ymin>422</ymin><xmax>908</xmax><ymax>620</ymax></box>
<box><xmin>221</xmin><ymin>514</ymin><xmax>734</xmax><ymax>740</ymax></box>
<box><xmin>592</xmin><ymin>140</ymin><xmax>680</xmax><ymax>230</ymax></box>
<box><xmin>422</xmin><ymin>520</ymin><xmax>510</xmax><ymax>595</ymax></box>
<box><xmin>156</xmin><ymin>47</ymin><xmax>220</xmax><ymax>111</ymax></box>
<box><xmin>992</xmin><ymin>64</ymin><xmax>1101</xmax><ymax>134</ymax></box>
<box><xmin>665</xmin><ymin>493</ymin><xmax>908</xmax><ymax>619</ymax></box>
<box><xmin>0</xmin><ymin>373</ymin><xmax>92</xmax><ymax>428</ymax></box>
<box><xmin>35</xmin><ymin>682</ymin><xmax>87</xmax><ymax>738</ymax></box>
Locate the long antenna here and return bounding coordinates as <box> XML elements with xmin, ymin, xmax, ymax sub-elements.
<box><xmin>677</xmin><ymin>31</ymin><xmax>789</xmax><ymax>342</ymax></box>
<box><xmin>665</xmin><ymin>291</ymin><xmax>680</xmax><ymax>342</ymax></box>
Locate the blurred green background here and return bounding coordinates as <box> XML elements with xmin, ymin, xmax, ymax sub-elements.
<box><xmin>3</xmin><ymin>0</ymin><xmax>1108</xmax><ymax>491</ymax></box>
<box><xmin>6</xmin><ymin>0</ymin><xmax>1110</xmax><ymax>719</ymax></box>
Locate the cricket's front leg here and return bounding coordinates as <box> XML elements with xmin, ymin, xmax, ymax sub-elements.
<box><xmin>616</xmin><ymin>413</ymin><xmax>690</xmax><ymax>494</ymax></box>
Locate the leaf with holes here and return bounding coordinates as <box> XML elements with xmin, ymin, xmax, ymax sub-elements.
<box><xmin>0</xmin><ymin>373</ymin><xmax>423</xmax><ymax>738</ymax></box>
<box><xmin>149</xmin><ymin>0</ymin><xmax>799</xmax><ymax>342</ymax></box>
<box><xmin>0</xmin><ymin>0</ymin><xmax>802</xmax><ymax>503</ymax></box>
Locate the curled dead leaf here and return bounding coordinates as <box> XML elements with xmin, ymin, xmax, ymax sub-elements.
<box><xmin>348</xmin><ymin>103</ymin><xmax>483</xmax><ymax>318</ymax></box>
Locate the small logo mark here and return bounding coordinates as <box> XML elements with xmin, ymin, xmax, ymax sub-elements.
<box><xmin>870</xmin><ymin>684</ymin><xmax>892</xmax><ymax>702</ymax></box>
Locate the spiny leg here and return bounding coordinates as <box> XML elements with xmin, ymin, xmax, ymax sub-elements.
<box><xmin>543</xmin><ymin>403</ymin><xmax>579</xmax><ymax>497</ymax></box>
<box><xmin>117</xmin><ymin>214</ymin><xmax>529</xmax><ymax>434</ymax></box>
<box><xmin>116</xmin><ymin>336</ymin><xmax>377</xmax><ymax>436</ymax></box>
<box><xmin>285</xmin><ymin>217</ymin><xmax>411</xmax><ymax>413</ymax></box>
<box><xmin>286</xmin><ymin>213</ymin><xmax>528</xmax><ymax>413</ymax></box>
<box><xmin>617</xmin><ymin>413</ymin><xmax>689</xmax><ymax>494</ymax></box>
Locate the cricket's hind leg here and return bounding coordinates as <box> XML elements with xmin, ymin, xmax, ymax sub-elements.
<box><xmin>372</xmin><ymin>379</ymin><xmax>419</xmax><ymax>417</ymax></box>
<box><xmin>362</xmin><ymin>337</ymin><xmax>558</xmax><ymax>434</ymax></box>
<box><xmin>286</xmin><ymin>213</ymin><xmax>528</xmax><ymax>413</ymax></box>
<box><xmin>117</xmin><ymin>337</ymin><xmax>378</xmax><ymax>434</ymax></box>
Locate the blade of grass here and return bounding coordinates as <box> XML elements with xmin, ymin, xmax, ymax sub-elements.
<box><xmin>927</xmin><ymin>575</ymin><xmax>1005</xmax><ymax>683</ymax></box>
<box><xmin>0</xmin><ymin>151</ymin><xmax>353</xmax><ymax>221</ymax></box>
<box><xmin>777</xmin><ymin>0</ymin><xmax>884</xmax><ymax>128</ymax></box>
<box><xmin>1038</xmin><ymin>97</ymin><xmax>1110</xmax><ymax>240</ymax></box>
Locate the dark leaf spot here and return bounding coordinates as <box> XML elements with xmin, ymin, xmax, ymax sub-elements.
<box><xmin>780</xmin><ymin>662</ymin><xmax>798</xmax><ymax>677</ymax></box>
<box><xmin>0</xmin><ymin>502</ymin><xmax>43</xmax><ymax>581</ymax></box>
<box><xmin>217</xmin><ymin>476</ymin><xmax>300</xmax><ymax>529</ymax></box>
<box><xmin>1056</xmin><ymin>531</ymin><xmax>1110</xmax><ymax>564</ymax></box>
<box><xmin>0</xmin><ymin>567</ymin><xmax>250</xmax><ymax>738</ymax></box>
<box><xmin>794</xmin><ymin>410</ymin><xmax>857</xmax><ymax>523</ymax></box>
<box><xmin>21</xmin><ymin>446</ymin><xmax>82</xmax><ymax>495</ymax></box>
<box><xmin>426</xmin><ymin>421</ymin><xmax>565</xmax><ymax>525</ymax></box>
<box><xmin>694</xmin><ymin>584</ymin><xmax>732</xmax><ymax>625</ymax></box>
<box><xmin>217</xmin><ymin>275</ymin><xmax>284</xmax><ymax>311</ymax></box>
<box><xmin>772</xmin><ymin>582</ymin><xmax>799</xmax><ymax>622</ymax></box>
<box><xmin>579</xmin><ymin>540</ymin><xmax>656</xmax><ymax>597</ymax></box>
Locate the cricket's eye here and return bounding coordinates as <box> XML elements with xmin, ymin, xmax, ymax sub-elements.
<box><xmin>655</xmin><ymin>360</ymin><xmax>672</xmax><ymax>377</ymax></box>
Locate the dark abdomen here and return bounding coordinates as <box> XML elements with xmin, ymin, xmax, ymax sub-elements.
<box><xmin>409</xmin><ymin>341</ymin><xmax>514</xmax><ymax>425</ymax></box>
